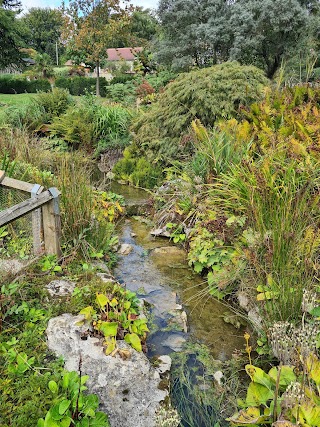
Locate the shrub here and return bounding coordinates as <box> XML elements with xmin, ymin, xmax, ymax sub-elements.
<box><xmin>33</xmin><ymin>88</ymin><xmax>74</xmax><ymax>122</ymax></box>
<box><xmin>55</xmin><ymin>76</ymin><xmax>107</xmax><ymax>97</ymax></box>
<box><xmin>105</xmin><ymin>82</ymin><xmax>137</xmax><ymax>104</ymax></box>
<box><xmin>113</xmin><ymin>147</ymin><xmax>162</xmax><ymax>188</ymax></box>
<box><xmin>0</xmin><ymin>75</ymin><xmax>51</xmax><ymax>94</ymax></box>
<box><xmin>132</xmin><ymin>62</ymin><xmax>268</xmax><ymax>164</ymax></box>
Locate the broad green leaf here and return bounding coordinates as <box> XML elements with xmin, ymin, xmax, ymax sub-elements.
<box><xmin>62</xmin><ymin>372</ymin><xmax>69</xmax><ymax>390</ymax></box>
<box><xmin>124</xmin><ymin>333</ymin><xmax>142</xmax><ymax>352</ymax></box>
<box><xmin>268</xmin><ymin>365</ymin><xmax>296</xmax><ymax>388</ymax></box>
<box><xmin>79</xmin><ymin>418</ymin><xmax>89</xmax><ymax>427</ymax></box>
<box><xmin>48</xmin><ymin>380</ymin><xmax>58</xmax><ymax>394</ymax></box>
<box><xmin>79</xmin><ymin>306</ymin><xmax>96</xmax><ymax>321</ymax></box>
<box><xmin>310</xmin><ymin>306</ymin><xmax>320</xmax><ymax>317</ymax></box>
<box><xmin>245</xmin><ymin>365</ymin><xmax>274</xmax><ymax>389</ymax></box>
<box><xmin>50</xmin><ymin>404</ymin><xmax>63</xmax><ymax>421</ymax></box>
<box><xmin>99</xmin><ymin>322</ymin><xmax>118</xmax><ymax>338</ymax></box>
<box><xmin>96</xmin><ymin>294</ymin><xmax>109</xmax><ymax>309</ymax></box>
<box><xmin>246</xmin><ymin>382</ymin><xmax>274</xmax><ymax>406</ymax></box>
<box><xmin>193</xmin><ymin>262</ymin><xmax>203</xmax><ymax>273</ymax></box>
<box><xmin>80</xmin><ymin>375</ymin><xmax>89</xmax><ymax>385</ymax></box>
<box><xmin>59</xmin><ymin>399</ymin><xmax>71</xmax><ymax>415</ymax></box>
<box><xmin>60</xmin><ymin>417</ymin><xmax>72</xmax><ymax>427</ymax></box>
<box><xmin>37</xmin><ymin>419</ymin><xmax>45</xmax><ymax>427</ymax></box>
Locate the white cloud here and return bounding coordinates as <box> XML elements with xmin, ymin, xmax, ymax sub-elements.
<box><xmin>20</xmin><ymin>0</ymin><xmax>159</xmax><ymax>13</ymax></box>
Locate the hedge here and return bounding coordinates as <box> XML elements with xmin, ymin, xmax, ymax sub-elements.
<box><xmin>55</xmin><ymin>76</ymin><xmax>107</xmax><ymax>97</ymax></box>
<box><xmin>0</xmin><ymin>76</ymin><xmax>51</xmax><ymax>94</ymax></box>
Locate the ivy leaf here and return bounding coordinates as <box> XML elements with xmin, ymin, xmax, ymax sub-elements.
<box><xmin>48</xmin><ymin>380</ymin><xmax>58</xmax><ymax>394</ymax></box>
<box><xmin>124</xmin><ymin>333</ymin><xmax>142</xmax><ymax>352</ymax></box>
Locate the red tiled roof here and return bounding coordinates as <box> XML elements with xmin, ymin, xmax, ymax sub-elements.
<box><xmin>106</xmin><ymin>47</ymin><xmax>143</xmax><ymax>61</ymax></box>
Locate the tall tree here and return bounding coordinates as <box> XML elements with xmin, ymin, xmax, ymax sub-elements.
<box><xmin>65</xmin><ymin>0</ymin><xmax>130</xmax><ymax>96</ymax></box>
<box><xmin>21</xmin><ymin>8</ymin><xmax>64</xmax><ymax>63</ymax></box>
<box><xmin>157</xmin><ymin>0</ymin><xmax>231</xmax><ymax>70</ymax></box>
<box><xmin>229</xmin><ymin>0</ymin><xmax>309</xmax><ymax>78</ymax></box>
<box><xmin>0</xmin><ymin>0</ymin><xmax>24</xmax><ymax>68</ymax></box>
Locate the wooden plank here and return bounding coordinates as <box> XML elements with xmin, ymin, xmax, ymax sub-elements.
<box><xmin>42</xmin><ymin>188</ymin><xmax>62</xmax><ymax>257</ymax></box>
<box><xmin>1</xmin><ymin>176</ymin><xmax>40</xmax><ymax>193</ymax></box>
<box><xmin>0</xmin><ymin>171</ymin><xmax>5</xmax><ymax>184</ymax></box>
<box><xmin>0</xmin><ymin>190</ymin><xmax>53</xmax><ymax>227</ymax></box>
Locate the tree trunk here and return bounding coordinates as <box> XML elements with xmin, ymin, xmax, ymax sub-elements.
<box><xmin>96</xmin><ymin>59</ymin><xmax>100</xmax><ymax>97</ymax></box>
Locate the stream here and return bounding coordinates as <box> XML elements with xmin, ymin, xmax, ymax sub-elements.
<box><xmin>111</xmin><ymin>182</ymin><xmax>244</xmax><ymax>361</ymax></box>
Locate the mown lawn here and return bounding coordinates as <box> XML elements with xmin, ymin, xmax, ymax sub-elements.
<box><xmin>0</xmin><ymin>92</ymin><xmax>36</xmax><ymax>107</ymax></box>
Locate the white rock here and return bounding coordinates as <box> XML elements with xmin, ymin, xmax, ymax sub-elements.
<box><xmin>46</xmin><ymin>280</ymin><xmax>76</xmax><ymax>297</ymax></box>
<box><xmin>156</xmin><ymin>355</ymin><xmax>172</xmax><ymax>374</ymax></box>
<box><xmin>213</xmin><ymin>371</ymin><xmax>224</xmax><ymax>385</ymax></box>
<box><xmin>46</xmin><ymin>314</ymin><xmax>168</xmax><ymax>427</ymax></box>
<box><xmin>150</xmin><ymin>228</ymin><xmax>171</xmax><ymax>238</ymax></box>
<box><xmin>162</xmin><ymin>334</ymin><xmax>186</xmax><ymax>352</ymax></box>
<box><xmin>118</xmin><ymin>243</ymin><xmax>133</xmax><ymax>255</ymax></box>
<box><xmin>96</xmin><ymin>272</ymin><xmax>116</xmax><ymax>284</ymax></box>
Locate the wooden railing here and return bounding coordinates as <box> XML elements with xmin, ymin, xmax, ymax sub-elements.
<box><xmin>0</xmin><ymin>171</ymin><xmax>61</xmax><ymax>257</ymax></box>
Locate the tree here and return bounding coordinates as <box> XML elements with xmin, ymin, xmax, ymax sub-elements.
<box><xmin>0</xmin><ymin>0</ymin><xmax>24</xmax><ymax>68</ymax></box>
<box><xmin>65</xmin><ymin>0</ymin><xmax>130</xmax><ymax>96</ymax></box>
<box><xmin>156</xmin><ymin>0</ymin><xmax>231</xmax><ymax>70</ymax></box>
<box><xmin>21</xmin><ymin>8</ymin><xmax>64</xmax><ymax>63</ymax></box>
<box><xmin>229</xmin><ymin>0</ymin><xmax>309</xmax><ymax>78</ymax></box>
<box><xmin>34</xmin><ymin>52</ymin><xmax>53</xmax><ymax>78</ymax></box>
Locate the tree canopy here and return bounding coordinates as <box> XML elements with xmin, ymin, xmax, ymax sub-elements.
<box><xmin>21</xmin><ymin>8</ymin><xmax>64</xmax><ymax>63</ymax></box>
<box><xmin>157</xmin><ymin>0</ymin><xmax>320</xmax><ymax>77</ymax></box>
<box><xmin>0</xmin><ymin>0</ymin><xmax>23</xmax><ymax>68</ymax></box>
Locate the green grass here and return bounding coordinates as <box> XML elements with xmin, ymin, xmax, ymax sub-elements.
<box><xmin>0</xmin><ymin>93</ymin><xmax>35</xmax><ymax>107</ymax></box>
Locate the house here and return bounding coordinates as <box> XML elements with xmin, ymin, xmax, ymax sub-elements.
<box><xmin>106</xmin><ymin>47</ymin><xmax>143</xmax><ymax>73</ymax></box>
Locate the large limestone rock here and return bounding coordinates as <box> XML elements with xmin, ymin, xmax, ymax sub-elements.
<box><xmin>46</xmin><ymin>314</ymin><xmax>168</xmax><ymax>427</ymax></box>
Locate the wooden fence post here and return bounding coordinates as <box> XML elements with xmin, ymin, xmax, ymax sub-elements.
<box><xmin>42</xmin><ymin>188</ymin><xmax>62</xmax><ymax>257</ymax></box>
<box><xmin>31</xmin><ymin>184</ymin><xmax>44</xmax><ymax>255</ymax></box>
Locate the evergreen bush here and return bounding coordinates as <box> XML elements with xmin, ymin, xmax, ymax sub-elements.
<box><xmin>132</xmin><ymin>62</ymin><xmax>268</xmax><ymax>164</ymax></box>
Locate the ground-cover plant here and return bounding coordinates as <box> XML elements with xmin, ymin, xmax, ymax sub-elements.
<box><xmin>78</xmin><ymin>284</ymin><xmax>149</xmax><ymax>354</ymax></box>
<box><xmin>38</xmin><ymin>371</ymin><xmax>110</xmax><ymax>427</ymax></box>
<box><xmin>228</xmin><ymin>326</ymin><xmax>320</xmax><ymax>427</ymax></box>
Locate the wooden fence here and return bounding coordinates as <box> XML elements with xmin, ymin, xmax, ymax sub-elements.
<box><xmin>0</xmin><ymin>170</ymin><xmax>61</xmax><ymax>257</ymax></box>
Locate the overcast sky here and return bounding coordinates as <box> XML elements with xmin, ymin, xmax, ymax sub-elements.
<box><xmin>20</xmin><ymin>0</ymin><xmax>158</xmax><ymax>13</ymax></box>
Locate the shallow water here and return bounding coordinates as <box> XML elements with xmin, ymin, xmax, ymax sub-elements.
<box><xmin>111</xmin><ymin>183</ymin><xmax>244</xmax><ymax>360</ymax></box>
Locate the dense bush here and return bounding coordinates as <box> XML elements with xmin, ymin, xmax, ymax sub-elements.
<box><xmin>113</xmin><ymin>146</ymin><xmax>162</xmax><ymax>188</ymax></box>
<box><xmin>0</xmin><ymin>75</ymin><xmax>51</xmax><ymax>94</ymax></box>
<box><xmin>131</xmin><ymin>62</ymin><xmax>268</xmax><ymax>164</ymax></box>
<box><xmin>55</xmin><ymin>76</ymin><xmax>107</xmax><ymax>97</ymax></box>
